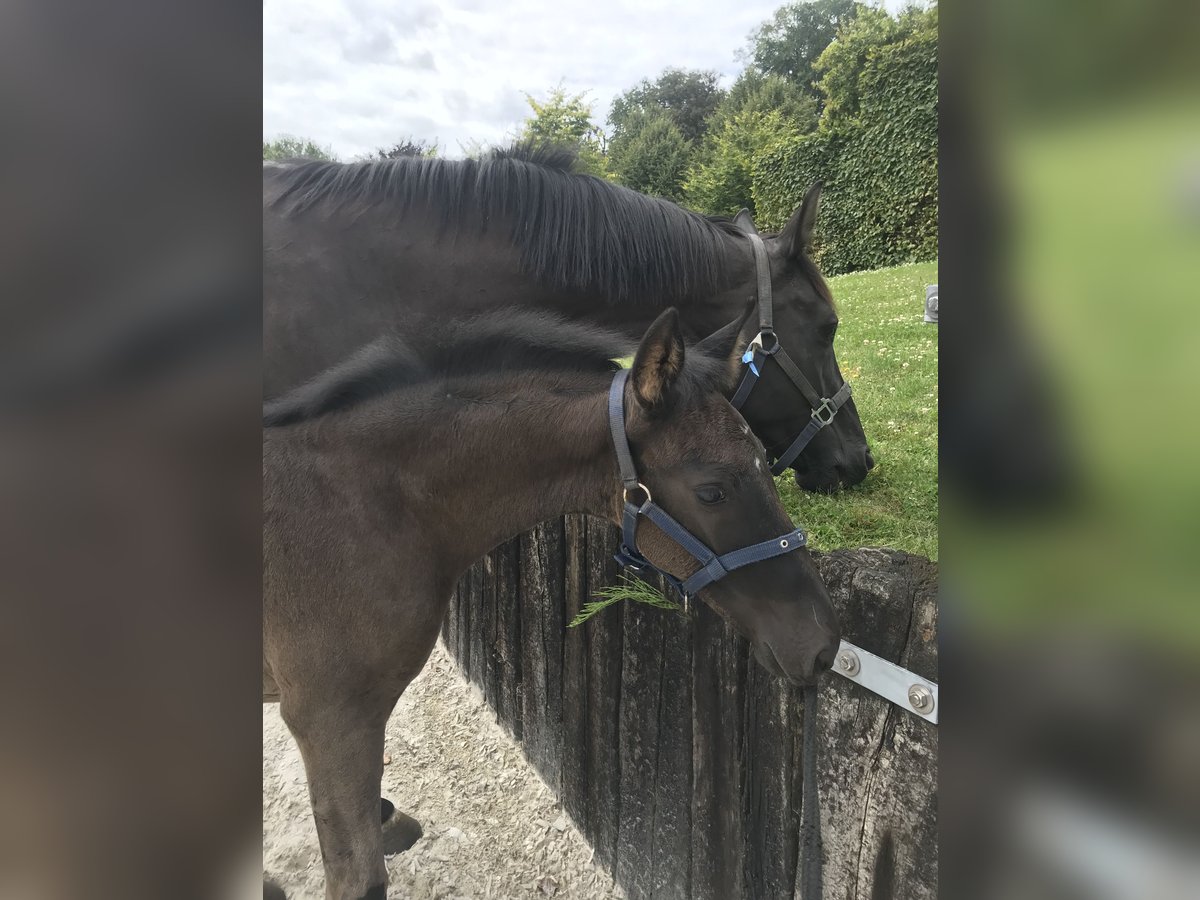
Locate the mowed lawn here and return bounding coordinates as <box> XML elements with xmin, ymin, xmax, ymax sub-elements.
<box><xmin>776</xmin><ymin>260</ymin><xmax>938</xmax><ymax>560</ymax></box>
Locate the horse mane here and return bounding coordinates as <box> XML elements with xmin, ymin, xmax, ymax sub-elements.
<box><xmin>263</xmin><ymin>309</ymin><xmax>628</xmax><ymax>427</ymax></box>
<box><xmin>265</xmin><ymin>142</ymin><xmax>743</xmax><ymax>304</ymax></box>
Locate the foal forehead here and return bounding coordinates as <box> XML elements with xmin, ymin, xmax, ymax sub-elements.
<box><xmin>675</xmin><ymin>403</ymin><xmax>764</xmax><ymax>464</ymax></box>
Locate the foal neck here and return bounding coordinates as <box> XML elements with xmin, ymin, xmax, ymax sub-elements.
<box><xmin>351</xmin><ymin>372</ymin><xmax>620</xmax><ymax>576</ymax></box>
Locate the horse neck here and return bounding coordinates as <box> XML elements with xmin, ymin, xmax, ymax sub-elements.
<box><xmin>667</xmin><ymin>229</ymin><xmax>757</xmax><ymax>337</ymax></box>
<box><xmin>346</xmin><ymin>374</ymin><xmax>620</xmax><ymax>575</ymax></box>
<box><xmin>526</xmin><ymin>226</ymin><xmax>757</xmax><ymax>341</ymax></box>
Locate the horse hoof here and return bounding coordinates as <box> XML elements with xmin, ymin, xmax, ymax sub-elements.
<box><xmin>264</xmin><ymin>879</ymin><xmax>287</xmax><ymax>900</ymax></box>
<box><xmin>381</xmin><ymin>806</ymin><xmax>423</xmax><ymax>855</ymax></box>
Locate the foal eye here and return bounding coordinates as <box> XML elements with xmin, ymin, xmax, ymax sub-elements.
<box><xmin>695</xmin><ymin>485</ymin><xmax>727</xmax><ymax>505</ymax></box>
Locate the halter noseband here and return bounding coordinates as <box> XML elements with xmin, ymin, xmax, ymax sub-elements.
<box><xmin>607</xmin><ymin>369</ymin><xmax>805</xmax><ymax>603</ymax></box>
<box><xmin>730</xmin><ymin>231</ymin><xmax>853</xmax><ymax>476</ymax></box>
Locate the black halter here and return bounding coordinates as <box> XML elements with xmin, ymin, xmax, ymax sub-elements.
<box><xmin>730</xmin><ymin>232</ymin><xmax>853</xmax><ymax>475</ymax></box>
<box><xmin>607</xmin><ymin>369</ymin><xmax>805</xmax><ymax>603</ymax></box>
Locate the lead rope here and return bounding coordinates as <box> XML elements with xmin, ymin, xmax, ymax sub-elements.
<box><xmin>799</xmin><ymin>683</ymin><xmax>824</xmax><ymax>899</ymax></box>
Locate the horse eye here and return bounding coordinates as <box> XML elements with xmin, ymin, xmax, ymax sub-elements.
<box><xmin>821</xmin><ymin>323</ymin><xmax>839</xmax><ymax>343</ymax></box>
<box><xmin>695</xmin><ymin>485</ymin><xmax>726</xmax><ymax>505</ymax></box>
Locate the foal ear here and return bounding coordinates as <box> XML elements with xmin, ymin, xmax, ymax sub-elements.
<box><xmin>630</xmin><ymin>308</ymin><xmax>686</xmax><ymax>414</ymax></box>
<box><xmin>693</xmin><ymin>300</ymin><xmax>756</xmax><ymax>393</ymax></box>
<box><xmin>732</xmin><ymin>208</ymin><xmax>758</xmax><ymax>235</ymax></box>
<box><xmin>780</xmin><ymin>181</ymin><xmax>822</xmax><ymax>259</ymax></box>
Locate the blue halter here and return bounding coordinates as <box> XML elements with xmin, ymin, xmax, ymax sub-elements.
<box><xmin>730</xmin><ymin>231</ymin><xmax>853</xmax><ymax>475</ymax></box>
<box><xmin>607</xmin><ymin>369</ymin><xmax>806</xmax><ymax>602</ymax></box>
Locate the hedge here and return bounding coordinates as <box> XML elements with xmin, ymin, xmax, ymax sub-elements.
<box><xmin>752</xmin><ymin>29</ymin><xmax>937</xmax><ymax>275</ymax></box>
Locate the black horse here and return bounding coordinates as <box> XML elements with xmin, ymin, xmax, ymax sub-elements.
<box><xmin>263</xmin><ymin>144</ymin><xmax>873</xmax><ymax>493</ymax></box>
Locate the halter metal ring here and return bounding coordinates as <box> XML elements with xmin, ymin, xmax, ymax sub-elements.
<box><xmin>749</xmin><ymin>330</ymin><xmax>779</xmax><ymax>355</ymax></box>
<box><xmin>811</xmin><ymin>398</ymin><xmax>836</xmax><ymax>426</ymax></box>
<box><xmin>623</xmin><ymin>482</ymin><xmax>653</xmax><ymax>510</ymax></box>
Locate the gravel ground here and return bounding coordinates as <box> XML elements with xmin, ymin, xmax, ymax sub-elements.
<box><xmin>263</xmin><ymin>642</ymin><xmax>625</xmax><ymax>900</ymax></box>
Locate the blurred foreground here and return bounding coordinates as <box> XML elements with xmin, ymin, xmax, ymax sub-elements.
<box><xmin>0</xmin><ymin>2</ymin><xmax>262</xmax><ymax>897</ymax></box>
<box><xmin>942</xmin><ymin>0</ymin><xmax>1200</xmax><ymax>896</ymax></box>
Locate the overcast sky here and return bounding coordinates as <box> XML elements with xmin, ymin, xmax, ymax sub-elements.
<box><xmin>264</xmin><ymin>0</ymin><xmax>905</xmax><ymax>160</ymax></box>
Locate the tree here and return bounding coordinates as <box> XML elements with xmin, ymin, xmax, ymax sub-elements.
<box><xmin>741</xmin><ymin>0</ymin><xmax>860</xmax><ymax>89</ymax></box>
<box><xmin>262</xmin><ymin>135</ymin><xmax>336</xmax><ymax>161</ymax></box>
<box><xmin>608</xmin><ymin>68</ymin><xmax>725</xmax><ymax>145</ymax></box>
<box><xmin>713</xmin><ymin>70</ymin><xmax>819</xmax><ymax>133</ymax></box>
<box><xmin>608</xmin><ymin>111</ymin><xmax>692</xmax><ymax>201</ymax></box>
<box><xmin>684</xmin><ymin>107</ymin><xmax>796</xmax><ymax>218</ymax></box>
<box><xmin>373</xmin><ymin>138</ymin><xmax>439</xmax><ymax>159</ymax></box>
<box><xmin>681</xmin><ymin>69</ymin><xmax>816</xmax><ymax>217</ymax></box>
<box><xmin>519</xmin><ymin>85</ymin><xmax>608</xmax><ymax>176</ymax></box>
<box><xmin>812</xmin><ymin>5</ymin><xmax>927</xmax><ymax>127</ymax></box>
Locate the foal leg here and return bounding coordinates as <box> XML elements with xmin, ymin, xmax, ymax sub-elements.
<box><xmin>281</xmin><ymin>700</ymin><xmax>390</xmax><ymax>900</ymax></box>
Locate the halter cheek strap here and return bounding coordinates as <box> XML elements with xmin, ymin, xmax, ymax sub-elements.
<box><xmin>732</xmin><ymin>231</ymin><xmax>854</xmax><ymax>475</ymax></box>
<box><xmin>607</xmin><ymin>369</ymin><xmax>805</xmax><ymax>601</ymax></box>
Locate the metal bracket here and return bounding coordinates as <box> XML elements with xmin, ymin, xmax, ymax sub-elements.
<box><xmin>833</xmin><ymin>640</ymin><xmax>938</xmax><ymax>724</ymax></box>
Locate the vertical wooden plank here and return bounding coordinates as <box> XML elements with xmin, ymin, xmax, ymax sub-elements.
<box><xmin>560</xmin><ymin>514</ymin><xmax>590</xmax><ymax>835</ymax></box>
<box><xmin>492</xmin><ymin>537</ymin><xmax>523</xmax><ymax>739</ymax></box>
<box><xmin>583</xmin><ymin>516</ymin><xmax>624</xmax><ymax>871</ymax></box>
<box><xmin>614</xmin><ymin>600</ymin><xmax>665</xmax><ymax>900</ymax></box>
<box><xmin>458</xmin><ymin>578</ymin><xmax>471</xmax><ymax>669</ymax></box>
<box><xmin>743</xmin><ymin>660</ymin><xmax>801</xmax><ymax>900</ymax></box>
<box><xmin>482</xmin><ymin>550</ymin><xmax>501</xmax><ymax>711</ymax></box>
<box><xmin>458</xmin><ymin>575</ymin><xmax>472</xmax><ymax>673</ymax></box>
<box><xmin>442</xmin><ymin>574</ymin><xmax>459</xmax><ymax>663</ymax></box>
<box><xmin>647</xmin><ymin>580</ymin><xmax>693</xmax><ymax>900</ymax></box>
<box><xmin>691</xmin><ymin>603</ymin><xmax>748</xmax><ymax>900</ymax></box>
<box><xmin>466</xmin><ymin>559</ymin><xmax>485</xmax><ymax>689</ymax></box>
<box><xmin>519</xmin><ymin>519</ymin><xmax>566</xmax><ymax>788</ymax></box>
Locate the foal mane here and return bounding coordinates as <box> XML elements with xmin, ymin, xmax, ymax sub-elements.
<box><xmin>263</xmin><ymin>310</ymin><xmax>627</xmax><ymax>427</ymax></box>
<box><xmin>265</xmin><ymin>142</ymin><xmax>742</xmax><ymax>304</ymax></box>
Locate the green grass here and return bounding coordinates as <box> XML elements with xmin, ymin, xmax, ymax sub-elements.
<box><xmin>776</xmin><ymin>260</ymin><xmax>939</xmax><ymax>560</ymax></box>
<box><xmin>568</xmin><ymin>574</ymin><xmax>683</xmax><ymax>627</ymax></box>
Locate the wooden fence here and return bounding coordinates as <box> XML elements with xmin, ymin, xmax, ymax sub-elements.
<box><xmin>442</xmin><ymin>516</ymin><xmax>938</xmax><ymax>900</ymax></box>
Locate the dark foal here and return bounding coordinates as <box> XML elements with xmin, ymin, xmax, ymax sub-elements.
<box><xmin>263</xmin><ymin>309</ymin><xmax>839</xmax><ymax>899</ymax></box>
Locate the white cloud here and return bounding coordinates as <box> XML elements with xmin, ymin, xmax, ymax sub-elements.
<box><xmin>264</xmin><ymin>0</ymin><xmax>780</xmax><ymax>159</ymax></box>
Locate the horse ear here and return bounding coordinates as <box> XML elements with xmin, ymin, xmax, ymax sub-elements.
<box><xmin>630</xmin><ymin>308</ymin><xmax>686</xmax><ymax>414</ymax></box>
<box><xmin>732</xmin><ymin>208</ymin><xmax>758</xmax><ymax>235</ymax></box>
<box><xmin>693</xmin><ymin>300</ymin><xmax>757</xmax><ymax>392</ymax></box>
<box><xmin>780</xmin><ymin>182</ymin><xmax>822</xmax><ymax>258</ymax></box>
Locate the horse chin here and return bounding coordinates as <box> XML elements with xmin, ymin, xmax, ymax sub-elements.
<box><xmin>752</xmin><ymin>641</ymin><xmax>808</xmax><ymax>685</ymax></box>
<box><xmin>792</xmin><ymin>467</ymin><xmax>842</xmax><ymax>495</ymax></box>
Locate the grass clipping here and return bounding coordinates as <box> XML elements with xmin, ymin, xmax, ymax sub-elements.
<box><xmin>568</xmin><ymin>574</ymin><xmax>680</xmax><ymax>628</ymax></box>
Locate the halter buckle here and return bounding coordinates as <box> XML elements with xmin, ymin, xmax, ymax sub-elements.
<box><xmin>614</xmin><ymin>547</ymin><xmax>650</xmax><ymax>576</ymax></box>
<box><xmin>622</xmin><ymin>482</ymin><xmax>653</xmax><ymax>511</ymax></box>
<box><xmin>811</xmin><ymin>398</ymin><xmax>837</xmax><ymax>426</ymax></box>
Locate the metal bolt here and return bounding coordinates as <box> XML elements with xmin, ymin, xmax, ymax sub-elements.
<box><xmin>908</xmin><ymin>684</ymin><xmax>934</xmax><ymax>713</ymax></box>
<box><xmin>836</xmin><ymin>649</ymin><xmax>860</xmax><ymax>677</ymax></box>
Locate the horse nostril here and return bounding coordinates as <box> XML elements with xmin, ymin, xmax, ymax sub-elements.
<box><xmin>814</xmin><ymin>646</ymin><xmax>836</xmax><ymax>675</ymax></box>
<box><xmin>865</xmin><ymin>449</ymin><xmax>876</xmax><ymax>470</ymax></box>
